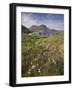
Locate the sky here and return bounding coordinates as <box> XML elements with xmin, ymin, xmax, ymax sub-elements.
<box><xmin>21</xmin><ymin>12</ymin><xmax>64</xmax><ymax>30</ymax></box>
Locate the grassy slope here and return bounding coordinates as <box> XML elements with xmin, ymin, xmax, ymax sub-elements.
<box><xmin>21</xmin><ymin>34</ymin><xmax>64</xmax><ymax>77</ymax></box>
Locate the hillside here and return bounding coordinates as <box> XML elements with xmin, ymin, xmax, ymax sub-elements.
<box><xmin>21</xmin><ymin>34</ymin><xmax>64</xmax><ymax>77</ymax></box>
<box><xmin>22</xmin><ymin>25</ymin><xmax>64</xmax><ymax>36</ymax></box>
<box><xmin>21</xmin><ymin>25</ymin><xmax>32</xmax><ymax>34</ymax></box>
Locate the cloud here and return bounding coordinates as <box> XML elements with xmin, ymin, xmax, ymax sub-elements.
<box><xmin>21</xmin><ymin>13</ymin><xmax>40</xmax><ymax>28</ymax></box>
<box><xmin>21</xmin><ymin>13</ymin><xmax>52</xmax><ymax>28</ymax></box>
<box><xmin>21</xmin><ymin>12</ymin><xmax>64</xmax><ymax>30</ymax></box>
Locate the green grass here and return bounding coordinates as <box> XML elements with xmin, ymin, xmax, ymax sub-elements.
<box><xmin>21</xmin><ymin>34</ymin><xmax>64</xmax><ymax>77</ymax></box>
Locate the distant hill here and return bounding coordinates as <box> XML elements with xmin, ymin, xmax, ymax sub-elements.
<box><xmin>21</xmin><ymin>25</ymin><xmax>32</xmax><ymax>34</ymax></box>
<box><xmin>29</xmin><ymin>24</ymin><xmax>50</xmax><ymax>32</ymax></box>
<box><xmin>29</xmin><ymin>24</ymin><xmax>63</xmax><ymax>36</ymax></box>
<box><xmin>22</xmin><ymin>24</ymin><xmax>64</xmax><ymax>36</ymax></box>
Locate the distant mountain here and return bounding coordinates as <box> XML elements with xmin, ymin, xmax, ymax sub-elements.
<box><xmin>22</xmin><ymin>24</ymin><xmax>64</xmax><ymax>36</ymax></box>
<box><xmin>21</xmin><ymin>25</ymin><xmax>32</xmax><ymax>34</ymax></box>
<box><xmin>29</xmin><ymin>24</ymin><xmax>50</xmax><ymax>32</ymax></box>
<box><xmin>29</xmin><ymin>24</ymin><xmax>62</xmax><ymax>36</ymax></box>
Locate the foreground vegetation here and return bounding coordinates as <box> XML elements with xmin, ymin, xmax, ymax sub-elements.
<box><xmin>21</xmin><ymin>34</ymin><xmax>64</xmax><ymax>77</ymax></box>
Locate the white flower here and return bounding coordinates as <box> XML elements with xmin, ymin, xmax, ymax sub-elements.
<box><xmin>38</xmin><ymin>69</ymin><xmax>40</xmax><ymax>73</ymax></box>
<box><xmin>28</xmin><ymin>71</ymin><xmax>30</xmax><ymax>74</ymax></box>
<box><xmin>32</xmin><ymin>65</ymin><xmax>35</xmax><ymax>69</ymax></box>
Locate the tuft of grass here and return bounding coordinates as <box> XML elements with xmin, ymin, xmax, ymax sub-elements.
<box><xmin>21</xmin><ymin>34</ymin><xmax>64</xmax><ymax>77</ymax></box>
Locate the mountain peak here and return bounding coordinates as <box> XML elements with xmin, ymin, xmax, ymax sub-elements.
<box><xmin>29</xmin><ymin>24</ymin><xmax>49</xmax><ymax>32</ymax></box>
<box><xmin>40</xmin><ymin>24</ymin><xmax>47</xmax><ymax>28</ymax></box>
<box><xmin>22</xmin><ymin>25</ymin><xmax>32</xmax><ymax>34</ymax></box>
